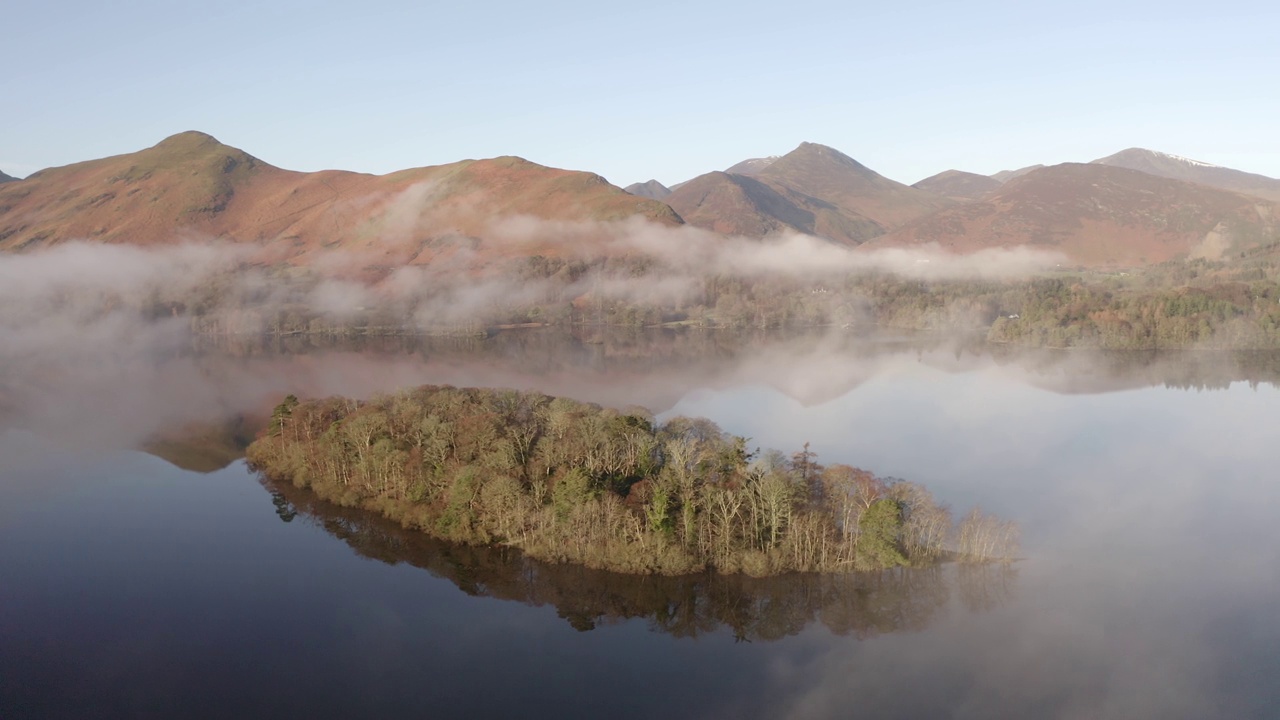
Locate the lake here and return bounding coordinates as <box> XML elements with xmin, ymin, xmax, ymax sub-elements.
<box><xmin>2</xmin><ymin>329</ymin><xmax>1279</xmax><ymax>719</ymax></box>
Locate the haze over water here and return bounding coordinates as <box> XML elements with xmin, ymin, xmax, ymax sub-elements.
<box><xmin>2</xmin><ymin>330</ymin><xmax>1279</xmax><ymax>718</ymax></box>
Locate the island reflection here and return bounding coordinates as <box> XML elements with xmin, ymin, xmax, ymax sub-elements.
<box><xmin>263</xmin><ymin>475</ymin><xmax>1018</xmax><ymax>641</ymax></box>
<box><xmin>7</xmin><ymin>327</ymin><xmax>1280</xmax><ymax>471</ymax></box>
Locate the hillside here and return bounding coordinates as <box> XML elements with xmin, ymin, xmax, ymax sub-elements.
<box><xmin>0</xmin><ymin>131</ymin><xmax>280</xmax><ymax>249</ymax></box>
<box><xmin>869</xmin><ymin>163</ymin><xmax>1280</xmax><ymax>266</ymax></box>
<box><xmin>664</xmin><ymin>172</ymin><xmax>809</xmax><ymax>237</ymax></box>
<box><xmin>0</xmin><ymin>171</ymin><xmax>17</xmax><ymax>183</ymax></box>
<box><xmin>990</xmin><ymin>165</ymin><xmax>1044</xmax><ymax>183</ymax></box>
<box><xmin>912</xmin><ymin>170</ymin><xmax>1002</xmax><ymax>201</ymax></box>
<box><xmin>0</xmin><ymin>132</ymin><xmax>681</xmax><ymax>266</ymax></box>
<box><xmin>664</xmin><ymin>170</ymin><xmax>882</xmax><ymax>243</ymax></box>
<box><xmin>1092</xmin><ymin>148</ymin><xmax>1280</xmax><ymax>202</ymax></box>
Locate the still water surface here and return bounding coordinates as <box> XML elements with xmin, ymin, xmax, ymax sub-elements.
<box><xmin>2</xmin><ymin>331</ymin><xmax>1278</xmax><ymax>718</ymax></box>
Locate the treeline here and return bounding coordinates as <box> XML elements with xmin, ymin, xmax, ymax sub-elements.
<box><xmin>212</xmin><ymin>254</ymin><xmax>1280</xmax><ymax>348</ymax></box>
<box><xmin>76</xmin><ymin>246</ymin><xmax>1280</xmax><ymax>347</ymax></box>
<box><xmin>266</xmin><ymin>475</ymin><xmax>1019</xmax><ymax>640</ymax></box>
<box><xmin>246</xmin><ymin>385</ymin><xmax>1019</xmax><ymax>576</ymax></box>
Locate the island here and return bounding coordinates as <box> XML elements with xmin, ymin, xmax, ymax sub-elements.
<box><xmin>247</xmin><ymin>385</ymin><xmax>1019</xmax><ymax>575</ymax></box>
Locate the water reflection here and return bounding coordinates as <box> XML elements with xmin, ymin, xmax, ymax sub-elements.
<box><xmin>263</xmin><ymin>476</ymin><xmax>1018</xmax><ymax>642</ymax></box>
<box><xmin>15</xmin><ymin>328</ymin><xmax>1256</xmax><ymax>474</ymax></box>
<box><xmin>3</xmin><ymin>332</ymin><xmax>1279</xmax><ymax>718</ymax></box>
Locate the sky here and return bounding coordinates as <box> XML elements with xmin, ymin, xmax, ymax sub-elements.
<box><xmin>4</xmin><ymin>0</ymin><xmax>1280</xmax><ymax>187</ymax></box>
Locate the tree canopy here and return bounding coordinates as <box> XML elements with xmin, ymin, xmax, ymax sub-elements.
<box><xmin>246</xmin><ymin>385</ymin><xmax>1019</xmax><ymax>575</ymax></box>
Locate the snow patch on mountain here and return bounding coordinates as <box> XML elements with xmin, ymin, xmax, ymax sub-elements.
<box><xmin>1154</xmin><ymin>151</ymin><xmax>1220</xmax><ymax>169</ymax></box>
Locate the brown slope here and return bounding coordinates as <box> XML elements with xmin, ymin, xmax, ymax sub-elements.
<box><xmin>755</xmin><ymin>142</ymin><xmax>953</xmax><ymax>229</ymax></box>
<box><xmin>912</xmin><ymin>170</ymin><xmax>1002</xmax><ymax>202</ymax></box>
<box><xmin>0</xmin><ymin>132</ymin><xmax>681</xmax><ymax>266</ymax></box>
<box><xmin>665</xmin><ymin>171</ymin><xmax>814</xmax><ymax>238</ymax></box>
<box><xmin>868</xmin><ymin>163</ymin><xmax>1280</xmax><ymax>266</ymax></box>
<box><xmin>0</xmin><ymin>131</ymin><xmax>279</xmax><ymax>248</ymax></box>
<box><xmin>664</xmin><ymin>171</ymin><xmax>881</xmax><ymax>244</ymax></box>
<box><xmin>1092</xmin><ymin>148</ymin><xmax>1280</xmax><ymax>202</ymax></box>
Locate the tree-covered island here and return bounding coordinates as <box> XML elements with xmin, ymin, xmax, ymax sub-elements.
<box><xmin>247</xmin><ymin>385</ymin><xmax>1019</xmax><ymax>575</ymax></box>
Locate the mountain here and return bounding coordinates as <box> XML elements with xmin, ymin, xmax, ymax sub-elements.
<box><xmin>0</xmin><ymin>171</ymin><xmax>17</xmax><ymax>183</ymax></box>
<box><xmin>663</xmin><ymin>172</ymin><xmax>805</xmax><ymax>237</ymax></box>
<box><xmin>753</xmin><ymin>143</ymin><xmax>952</xmax><ymax>229</ymax></box>
<box><xmin>1092</xmin><ymin>148</ymin><xmax>1280</xmax><ymax>202</ymax></box>
<box><xmin>911</xmin><ymin>170</ymin><xmax>1002</xmax><ymax>201</ymax></box>
<box><xmin>667</xmin><ymin>143</ymin><xmax>951</xmax><ymax>244</ymax></box>
<box><xmin>624</xmin><ymin>179</ymin><xmax>672</xmax><ymax>200</ymax></box>
<box><xmin>869</xmin><ymin>163</ymin><xmax>1280</xmax><ymax>266</ymax></box>
<box><xmin>991</xmin><ymin>165</ymin><xmax>1044</xmax><ymax>183</ymax></box>
<box><xmin>663</xmin><ymin>171</ymin><xmax>881</xmax><ymax>241</ymax></box>
<box><xmin>0</xmin><ymin>131</ymin><xmax>681</xmax><ymax>264</ymax></box>
<box><xmin>725</xmin><ymin>156</ymin><xmax>780</xmax><ymax>176</ymax></box>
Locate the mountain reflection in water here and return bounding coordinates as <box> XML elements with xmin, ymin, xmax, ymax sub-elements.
<box><xmin>3</xmin><ymin>329</ymin><xmax>1279</xmax><ymax>719</ymax></box>
<box><xmin>264</xmin><ymin>477</ymin><xmax>1017</xmax><ymax>642</ymax></box>
<box><xmin>5</xmin><ymin>329</ymin><xmax>1280</xmax><ymax>438</ymax></box>
<box><xmin>11</xmin><ymin>327</ymin><xmax>1257</xmax><ymax>475</ymax></box>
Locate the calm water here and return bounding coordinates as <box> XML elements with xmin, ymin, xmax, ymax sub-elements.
<box><xmin>2</xmin><ymin>330</ymin><xmax>1279</xmax><ymax>718</ymax></box>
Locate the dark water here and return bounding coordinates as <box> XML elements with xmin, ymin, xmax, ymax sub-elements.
<box><xmin>2</xmin><ymin>330</ymin><xmax>1279</xmax><ymax>718</ymax></box>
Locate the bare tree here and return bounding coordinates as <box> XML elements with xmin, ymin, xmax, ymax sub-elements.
<box><xmin>957</xmin><ymin>507</ymin><xmax>1020</xmax><ymax>563</ymax></box>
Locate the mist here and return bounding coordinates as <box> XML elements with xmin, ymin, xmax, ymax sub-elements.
<box><xmin>0</xmin><ymin>209</ymin><xmax>1271</xmax><ymax>718</ymax></box>
<box><xmin>7</xmin><ymin>326</ymin><xmax>1278</xmax><ymax>718</ymax></box>
<box><xmin>482</xmin><ymin>213</ymin><xmax>1066</xmax><ymax>279</ymax></box>
<box><xmin>0</xmin><ymin>211</ymin><xmax>1063</xmax><ymax>364</ymax></box>
<box><xmin>3</xmin><ymin>233</ymin><xmax>1279</xmax><ymax>718</ymax></box>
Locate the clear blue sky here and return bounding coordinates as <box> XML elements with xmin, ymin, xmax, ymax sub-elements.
<box><xmin>5</xmin><ymin>0</ymin><xmax>1280</xmax><ymax>186</ymax></box>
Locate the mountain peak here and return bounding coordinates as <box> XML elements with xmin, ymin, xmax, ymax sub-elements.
<box><xmin>1092</xmin><ymin>148</ymin><xmax>1280</xmax><ymax>201</ymax></box>
<box><xmin>624</xmin><ymin>179</ymin><xmax>671</xmax><ymax>200</ymax></box>
<box><xmin>760</xmin><ymin>142</ymin><xmax>880</xmax><ymax>187</ymax></box>
<box><xmin>136</xmin><ymin>130</ymin><xmax>261</xmax><ymax>168</ymax></box>
<box><xmin>0</xmin><ymin>170</ymin><xmax>17</xmax><ymax>183</ymax></box>
<box><xmin>154</xmin><ymin>130</ymin><xmax>224</xmax><ymax>150</ymax></box>
<box><xmin>725</xmin><ymin>155</ymin><xmax>780</xmax><ymax>176</ymax></box>
<box><xmin>1102</xmin><ymin>148</ymin><xmax>1221</xmax><ymax>169</ymax></box>
<box><xmin>785</xmin><ymin>142</ymin><xmax>868</xmax><ymax>169</ymax></box>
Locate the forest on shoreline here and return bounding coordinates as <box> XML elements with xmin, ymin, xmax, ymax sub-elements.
<box><xmin>12</xmin><ymin>229</ymin><xmax>1280</xmax><ymax>349</ymax></box>
<box><xmin>246</xmin><ymin>385</ymin><xmax>1019</xmax><ymax>576</ymax></box>
<box><xmin>113</xmin><ymin>249</ymin><xmax>1280</xmax><ymax>349</ymax></box>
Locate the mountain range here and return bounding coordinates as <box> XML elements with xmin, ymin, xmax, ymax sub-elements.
<box><xmin>869</xmin><ymin>163</ymin><xmax>1278</xmax><ymax>265</ymax></box>
<box><xmin>3</xmin><ymin>134</ymin><xmax>1278</xmax><ymax>269</ymax></box>
<box><xmin>0</xmin><ymin>132</ymin><xmax>678</xmax><ymax>268</ymax></box>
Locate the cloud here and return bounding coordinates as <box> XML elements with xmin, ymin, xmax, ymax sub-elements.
<box><xmin>483</xmin><ymin>213</ymin><xmax>1066</xmax><ymax>280</ymax></box>
<box><xmin>0</xmin><ymin>215</ymin><xmax>1072</xmax><ymax>450</ymax></box>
